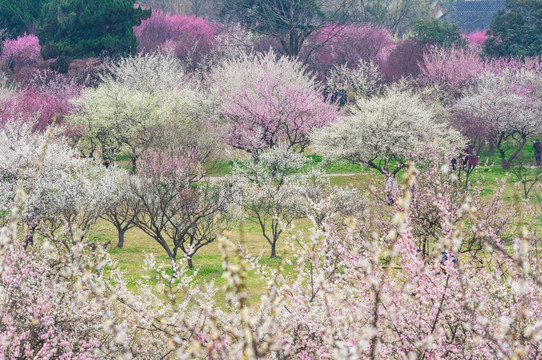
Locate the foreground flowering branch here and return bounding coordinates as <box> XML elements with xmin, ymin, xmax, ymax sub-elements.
<box><xmin>1</xmin><ymin>142</ymin><xmax>541</xmax><ymax>358</ymax></box>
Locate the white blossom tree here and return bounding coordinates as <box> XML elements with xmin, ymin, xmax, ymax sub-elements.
<box><xmin>0</xmin><ymin>123</ymin><xmax>106</xmax><ymax>245</ymax></box>
<box><xmin>100</xmin><ymin>168</ymin><xmax>140</xmax><ymax>249</ymax></box>
<box><xmin>311</xmin><ymin>86</ymin><xmax>466</xmax><ymax>181</ymax></box>
<box><xmin>293</xmin><ymin>169</ymin><xmax>368</xmax><ymax>228</ymax></box>
<box><xmin>326</xmin><ymin>59</ymin><xmax>385</xmax><ymax>101</ymax></box>
<box><xmin>233</xmin><ymin>147</ymin><xmax>309</xmax><ymax>258</ymax></box>
<box><xmin>69</xmin><ymin>53</ymin><xmax>213</xmax><ymax>172</ymax></box>
<box><xmin>455</xmin><ymin>70</ymin><xmax>542</xmax><ymax>169</ymax></box>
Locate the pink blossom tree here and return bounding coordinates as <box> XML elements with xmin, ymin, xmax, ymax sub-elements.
<box><xmin>0</xmin><ymin>33</ymin><xmax>41</xmax><ymax>70</ymax></box>
<box><xmin>134</xmin><ymin>10</ymin><xmax>221</xmax><ymax>70</ymax></box>
<box><xmin>132</xmin><ymin>149</ymin><xmax>238</xmax><ymax>268</ymax></box>
<box><xmin>222</xmin><ymin>76</ymin><xmax>338</xmax><ymax>157</ymax></box>
<box><xmin>487</xmin><ymin>56</ymin><xmax>542</xmax><ymax>75</ymax></box>
<box><xmin>420</xmin><ymin>46</ymin><xmax>488</xmax><ymax>98</ymax></box>
<box><xmin>462</xmin><ymin>30</ymin><xmax>488</xmax><ymax>50</ymax></box>
<box><xmin>302</xmin><ymin>23</ymin><xmax>395</xmax><ymax>78</ymax></box>
<box><xmin>214</xmin><ymin>51</ymin><xmax>339</xmax><ymax>158</ymax></box>
<box><xmin>0</xmin><ymin>231</ymin><xmax>104</xmax><ymax>358</ymax></box>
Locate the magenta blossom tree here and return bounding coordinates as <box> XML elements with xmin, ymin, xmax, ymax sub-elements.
<box><xmin>134</xmin><ymin>10</ymin><xmax>221</xmax><ymax>70</ymax></box>
<box><xmin>462</xmin><ymin>30</ymin><xmax>488</xmax><ymax>49</ymax></box>
<box><xmin>0</xmin><ymin>33</ymin><xmax>41</xmax><ymax>70</ymax></box>
<box><xmin>381</xmin><ymin>39</ymin><xmax>425</xmax><ymax>82</ymax></box>
<box><xmin>0</xmin><ymin>69</ymin><xmax>81</xmax><ymax>133</ymax></box>
<box><xmin>303</xmin><ymin>23</ymin><xmax>395</xmax><ymax>78</ymax></box>
<box><xmin>1</xmin><ymin>88</ymin><xmax>71</xmax><ymax>132</ymax></box>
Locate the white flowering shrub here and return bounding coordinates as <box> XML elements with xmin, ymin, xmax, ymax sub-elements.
<box><xmin>0</xmin><ymin>124</ymin><xmax>105</xmax><ymax>241</ymax></box>
<box><xmin>327</xmin><ymin>59</ymin><xmax>384</xmax><ymax>100</ymax></box>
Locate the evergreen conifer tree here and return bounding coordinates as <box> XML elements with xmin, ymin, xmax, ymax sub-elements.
<box><xmin>37</xmin><ymin>0</ymin><xmax>151</xmax><ymax>66</ymax></box>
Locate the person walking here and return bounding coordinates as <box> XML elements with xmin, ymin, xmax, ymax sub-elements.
<box><xmin>533</xmin><ymin>139</ymin><xmax>541</xmax><ymax>166</ymax></box>
<box><xmin>338</xmin><ymin>87</ymin><xmax>347</xmax><ymax>107</ymax></box>
<box><xmin>102</xmin><ymin>158</ymin><xmax>112</xmax><ymax>169</ymax></box>
<box><xmin>467</xmin><ymin>145</ymin><xmax>478</xmax><ymax>170</ymax></box>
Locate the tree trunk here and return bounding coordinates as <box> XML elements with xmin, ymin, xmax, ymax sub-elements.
<box><xmin>498</xmin><ymin>147</ymin><xmax>510</xmax><ymax>169</ymax></box>
<box><xmin>498</xmin><ymin>135</ymin><xmax>527</xmax><ymax>170</ymax></box>
<box><xmin>131</xmin><ymin>156</ymin><xmax>137</xmax><ymax>174</ymax></box>
<box><xmin>422</xmin><ymin>237</ymin><xmax>427</xmax><ymax>258</ymax></box>
<box><xmin>270</xmin><ymin>242</ymin><xmax>277</xmax><ymax>258</ymax></box>
<box><xmin>187</xmin><ymin>257</ymin><xmax>194</xmax><ymax>269</ymax></box>
<box><xmin>489</xmin><ymin>140</ymin><xmax>495</xmax><ymax>154</ymax></box>
<box><xmin>116</xmin><ymin>228</ymin><xmax>125</xmax><ymax>248</ymax></box>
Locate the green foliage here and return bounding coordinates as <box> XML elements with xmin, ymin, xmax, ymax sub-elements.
<box><xmin>410</xmin><ymin>19</ymin><xmax>466</xmax><ymax>48</ymax></box>
<box><xmin>485</xmin><ymin>0</ymin><xmax>542</xmax><ymax>57</ymax></box>
<box><xmin>219</xmin><ymin>0</ymin><xmax>326</xmax><ymax>56</ymax></box>
<box><xmin>227</xmin><ymin>0</ymin><xmax>324</xmax><ymax>33</ymax></box>
<box><xmin>0</xmin><ymin>0</ymin><xmax>45</xmax><ymax>38</ymax></box>
<box><xmin>348</xmin><ymin>0</ymin><xmax>434</xmax><ymax>35</ymax></box>
<box><xmin>36</xmin><ymin>0</ymin><xmax>151</xmax><ymax>62</ymax></box>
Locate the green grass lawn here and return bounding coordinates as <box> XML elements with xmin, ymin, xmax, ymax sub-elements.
<box><xmin>96</xmin><ymin>217</ymin><xmax>311</xmax><ymax>305</ymax></box>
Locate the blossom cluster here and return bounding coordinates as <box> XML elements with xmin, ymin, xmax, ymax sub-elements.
<box><xmin>0</xmin><ymin>34</ymin><xmax>41</xmax><ymax>69</ymax></box>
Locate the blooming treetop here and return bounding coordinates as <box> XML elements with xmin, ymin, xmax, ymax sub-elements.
<box><xmin>212</xmin><ymin>51</ymin><xmax>338</xmax><ymax>156</ymax></box>
<box><xmin>311</xmin><ymin>85</ymin><xmax>466</xmax><ymax>178</ymax></box>
<box><xmin>209</xmin><ymin>50</ymin><xmax>315</xmax><ymax>103</ymax></box>
<box><xmin>101</xmin><ymin>53</ymin><xmax>190</xmax><ymax>93</ymax></box>
<box><xmin>70</xmin><ymin>54</ymin><xmax>210</xmax><ymax>169</ymax></box>
<box><xmin>420</xmin><ymin>46</ymin><xmax>489</xmax><ymax>98</ymax></box>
